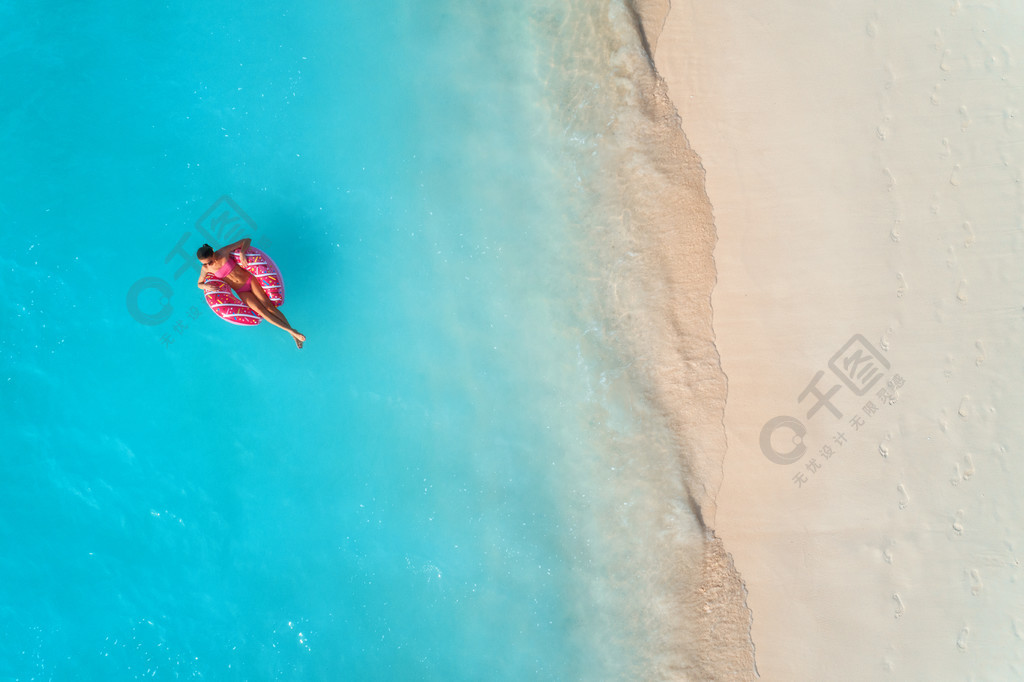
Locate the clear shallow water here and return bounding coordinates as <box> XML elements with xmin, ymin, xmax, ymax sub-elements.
<box><xmin>1</xmin><ymin>1</ymin><xmax>735</xmax><ymax>679</ymax></box>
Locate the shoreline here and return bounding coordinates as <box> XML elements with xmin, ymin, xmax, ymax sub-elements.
<box><xmin>602</xmin><ymin>1</ymin><xmax>759</xmax><ymax>677</ymax></box>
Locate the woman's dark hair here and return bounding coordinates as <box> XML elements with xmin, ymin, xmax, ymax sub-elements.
<box><xmin>196</xmin><ymin>244</ymin><xmax>214</xmax><ymax>259</ymax></box>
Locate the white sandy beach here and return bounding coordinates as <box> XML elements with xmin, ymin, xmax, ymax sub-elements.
<box><xmin>654</xmin><ymin>1</ymin><xmax>1024</xmax><ymax>679</ymax></box>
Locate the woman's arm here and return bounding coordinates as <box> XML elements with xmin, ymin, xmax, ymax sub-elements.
<box><xmin>197</xmin><ymin>264</ymin><xmax>211</xmax><ymax>289</ymax></box>
<box><xmin>215</xmin><ymin>237</ymin><xmax>252</xmax><ymax>260</ymax></box>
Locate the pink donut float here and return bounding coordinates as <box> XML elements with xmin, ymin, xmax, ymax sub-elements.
<box><xmin>203</xmin><ymin>247</ymin><xmax>285</xmax><ymax>326</ymax></box>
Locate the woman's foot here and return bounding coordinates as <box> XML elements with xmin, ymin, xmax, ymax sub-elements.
<box><xmin>292</xmin><ymin>331</ymin><xmax>306</xmax><ymax>349</ymax></box>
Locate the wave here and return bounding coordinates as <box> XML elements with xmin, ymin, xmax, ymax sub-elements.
<box><xmin>533</xmin><ymin>0</ymin><xmax>757</xmax><ymax>677</ymax></box>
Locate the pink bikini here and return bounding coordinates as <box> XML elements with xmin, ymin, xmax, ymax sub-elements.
<box><xmin>212</xmin><ymin>256</ymin><xmax>252</xmax><ymax>293</ymax></box>
<box><xmin>213</xmin><ymin>258</ymin><xmax>234</xmax><ymax>278</ymax></box>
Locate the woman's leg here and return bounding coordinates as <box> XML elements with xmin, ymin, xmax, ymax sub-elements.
<box><xmin>247</xmin><ymin>277</ymin><xmax>291</xmax><ymax>328</ymax></box>
<box><xmin>240</xmin><ymin>291</ymin><xmax>306</xmax><ymax>348</ymax></box>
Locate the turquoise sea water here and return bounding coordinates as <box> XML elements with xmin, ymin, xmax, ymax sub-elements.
<box><xmin>2</xmin><ymin>1</ymin><xmax>729</xmax><ymax>679</ymax></box>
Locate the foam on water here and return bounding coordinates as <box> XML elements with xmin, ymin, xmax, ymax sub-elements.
<box><xmin>1</xmin><ymin>0</ymin><xmax>752</xmax><ymax>679</ymax></box>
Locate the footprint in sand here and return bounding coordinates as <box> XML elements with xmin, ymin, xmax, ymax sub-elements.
<box><xmin>956</xmin><ymin>280</ymin><xmax>968</xmax><ymax>303</ymax></box>
<box><xmin>866</xmin><ymin>16</ymin><xmax>879</xmax><ymax>38</ymax></box>
<box><xmin>949</xmin><ymin>163</ymin><xmax>961</xmax><ymax>186</ymax></box>
<box><xmin>940</xmin><ymin>137</ymin><xmax>951</xmax><ymax>158</ymax></box>
<box><xmin>931</xmin><ymin>83</ymin><xmax>942</xmax><ymax>106</ymax></box>
<box><xmin>967</xmin><ymin>568</ymin><xmax>983</xmax><ymax>595</ymax></box>
<box><xmin>958</xmin><ymin>395</ymin><xmax>970</xmax><ymax>417</ymax></box>
<box><xmin>962</xmin><ymin>453</ymin><xmax>975</xmax><ymax>479</ymax></box>
<box><xmin>876</xmin><ymin>124</ymin><xmax>889</xmax><ymax>141</ymax></box>
<box><xmin>985</xmin><ymin>45</ymin><xmax>1012</xmax><ymax>74</ymax></box>
<box><xmin>963</xmin><ymin>220</ymin><xmax>975</xmax><ymax>247</ymax></box>
<box><xmin>884</xmin><ymin>167</ymin><xmax>897</xmax><ymax>191</ymax></box>
<box><xmin>892</xmin><ymin>593</ymin><xmax>905</xmax><ymax>618</ymax></box>
<box><xmin>879</xmin><ymin>431</ymin><xmax>893</xmax><ymax>457</ymax></box>
<box><xmin>960</xmin><ymin>105</ymin><xmax>971</xmax><ymax>131</ymax></box>
<box><xmin>974</xmin><ymin>338</ymin><xmax>984</xmax><ymax>365</ymax></box>
<box><xmin>897</xmin><ymin>483</ymin><xmax>909</xmax><ymax>510</ymax></box>
<box><xmin>952</xmin><ymin>509</ymin><xmax>966</xmax><ymax>535</ymax></box>
<box><xmin>951</xmin><ymin>454</ymin><xmax>974</xmax><ymax>486</ymax></box>
<box><xmin>880</xmin><ymin>326</ymin><xmax>895</xmax><ymax>352</ymax></box>
<box><xmin>896</xmin><ymin>272</ymin><xmax>907</xmax><ymax>298</ymax></box>
<box><xmin>956</xmin><ymin>626</ymin><xmax>969</xmax><ymax>651</ymax></box>
<box><xmin>940</xmin><ymin>48</ymin><xmax>953</xmax><ymax>72</ymax></box>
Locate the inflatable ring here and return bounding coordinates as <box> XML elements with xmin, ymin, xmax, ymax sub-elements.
<box><xmin>203</xmin><ymin>247</ymin><xmax>285</xmax><ymax>326</ymax></box>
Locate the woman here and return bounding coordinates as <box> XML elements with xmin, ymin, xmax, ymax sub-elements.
<box><xmin>197</xmin><ymin>239</ymin><xmax>306</xmax><ymax>349</ymax></box>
